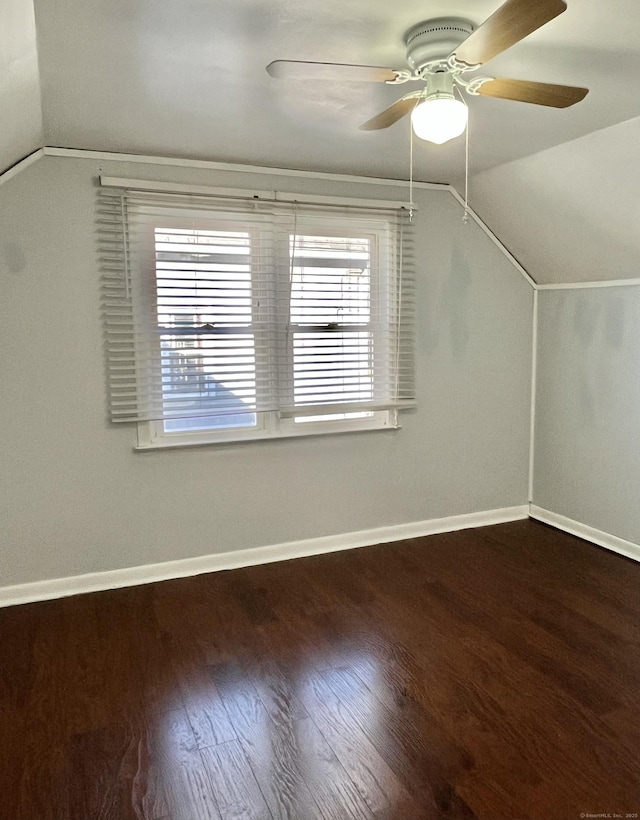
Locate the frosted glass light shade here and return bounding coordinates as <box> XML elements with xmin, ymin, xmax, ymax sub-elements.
<box><xmin>411</xmin><ymin>97</ymin><xmax>468</xmax><ymax>144</ymax></box>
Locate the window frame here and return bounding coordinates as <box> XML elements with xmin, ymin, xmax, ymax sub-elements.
<box><xmin>123</xmin><ymin>201</ymin><xmax>402</xmax><ymax>449</ymax></box>
<box><xmin>136</xmin><ymin>408</ymin><xmax>395</xmax><ymax>450</ymax></box>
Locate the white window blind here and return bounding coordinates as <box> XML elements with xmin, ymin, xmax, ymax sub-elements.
<box><xmin>99</xmin><ymin>188</ymin><xmax>415</xmax><ymax>427</ymax></box>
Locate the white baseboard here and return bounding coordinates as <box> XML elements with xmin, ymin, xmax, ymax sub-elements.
<box><xmin>529</xmin><ymin>505</ymin><xmax>640</xmax><ymax>564</ymax></box>
<box><xmin>0</xmin><ymin>505</ymin><xmax>528</xmax><ymax>608</ymax></box>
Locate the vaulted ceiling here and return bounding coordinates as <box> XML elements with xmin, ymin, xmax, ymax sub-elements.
<box><xmin>0</xmin><ymin>0</ymin><xmax>42</xmax><ymax>172</ymax></box>
<box><xmin>3</xmin><ymin>0</ymin><xmax>640</xmax><ymax>283</ymax></box>
<box><xmin>471</xmin><ymin>116</ymin><xmax>640</xmax><ymax>284</ymax></box>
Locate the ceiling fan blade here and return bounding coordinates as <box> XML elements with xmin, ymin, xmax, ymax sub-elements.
<box><xmin>266</xmin><ymin>60</ymin><xmax>398</xmax><ymax>83</ymax></box>
<box><xmin>452</xmin><ymin>0</ymin><xmax>567</xmax><ymax>67</ymax></box>
<box><xmin>359</xmin><ymin>97</ymin><xmax>419</xmax><ymax>131</ymax></box>
<box><xmin>478</xmin><ymin>78</ymin><xmax>588</xmax><ymax>107</ymax></box>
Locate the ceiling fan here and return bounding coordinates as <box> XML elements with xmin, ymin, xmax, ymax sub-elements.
<box><xmin>266</xmin><ymin>0</ymin><xmax>588</xmax><ymax>144</ymax></box>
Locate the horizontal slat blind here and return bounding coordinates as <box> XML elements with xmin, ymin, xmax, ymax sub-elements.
<box><xmin>99</xmin><ymin>188</ymin><xmax>415</xmax><ymax>423</ymax></box>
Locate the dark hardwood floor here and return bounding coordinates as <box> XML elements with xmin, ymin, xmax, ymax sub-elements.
<box><xmin>2</xmin><ymin>519</ymin><xmax>640</xmax><ymax>820</ymax></box>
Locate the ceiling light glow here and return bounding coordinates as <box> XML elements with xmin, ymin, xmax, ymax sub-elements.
<box><xmin>411</xmin><ymin>95</ymin><xmax>468</xmax><ymax>144</ymax></box>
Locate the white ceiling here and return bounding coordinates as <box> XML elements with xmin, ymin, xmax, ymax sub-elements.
<box><xmin>2</xmin><ymin>0</ymin><xmax>640</xmax><ymax>285</ymax></box>
<box><xmin>0</xmin><ymin>0</ymin><xmax>42</xmax><ymax>173</ymax></box>
<box><xmin>27</xmin><ymin>0</ymin><xmax>640</xmax><ymax>184</ymax></box>
<box><xmin>471</xmin><ymin>116</ymin><xmax>640</xmax><ymax>284</ymax></box>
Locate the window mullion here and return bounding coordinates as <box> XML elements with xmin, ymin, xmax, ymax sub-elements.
<box><xmin>274</xmin><ymin>215</ymin><xmax>295</xmax><ymax>418</ymax></box>
<box><xmin>251</xmin><ymin>222</ymin><xmax>276</xmax><ymax>425</ymax></box>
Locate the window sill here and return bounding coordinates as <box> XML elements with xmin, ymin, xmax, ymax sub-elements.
<box><xmin>134</xmin><ymin>420</ymin><xmax>401</xmax><ymax>451</ymax></box>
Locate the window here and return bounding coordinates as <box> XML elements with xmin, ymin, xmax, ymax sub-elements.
<box><xmin>100</xmin><ymin>186</ymin><xmax>415</xmax><ymax>447</ymax></box>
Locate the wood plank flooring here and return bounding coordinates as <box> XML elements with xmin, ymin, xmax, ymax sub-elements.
<box><xmin>1</xmin><ymin>519</ymin><xmax>640</xmax><ymax>819</ymax></box>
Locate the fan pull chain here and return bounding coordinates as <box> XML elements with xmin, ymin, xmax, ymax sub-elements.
<box><xmin>454</xmin><ymin>84</ymin><xmax>471</xmax><ymax>224</ymax></box>
<box><xmin>408</xmin><ymin>115</ymin><xmax>415</xmax><ymax>223</ymax></box>
<box><xmin>463</xmin><ymin>107</ymin><xmax>470</xmax><ymax>224</ymax></box>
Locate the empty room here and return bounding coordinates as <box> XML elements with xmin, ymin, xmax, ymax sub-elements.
<box><xmin>1</xmin><ymin>0</ymin><xmax>639</xmax><ymax>817</ymax></box>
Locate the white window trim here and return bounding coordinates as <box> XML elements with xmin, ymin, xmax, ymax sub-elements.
<box><xmin>135</xmin><ymin>409</ymin><xmax>397</xmax><ymax>450</ymax></box>
<box><xmin>135</xmin><ymin>212</ymin><xmax>399</xmax><ymax>448</ymax></box>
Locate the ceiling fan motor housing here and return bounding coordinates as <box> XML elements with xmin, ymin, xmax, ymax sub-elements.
<box><xmin>404</xmin><ymin>18</ymin><xmax>475</xmax><ymax>71</ymax></box>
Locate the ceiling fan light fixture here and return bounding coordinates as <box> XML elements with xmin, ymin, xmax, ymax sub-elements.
<box><xmin>411</xmin><ymin>74</ymin><xmax>468</xmax><ymax>144</ymax></box>
<box><xmin>269</xmin><ymin>1</ymin><xmax>590</xmax><ymax>141</ymax></box>
<box><xmin>411</xmin><ymin>96</ymin><xmax>468</xmax><ymax>144</ymax></box>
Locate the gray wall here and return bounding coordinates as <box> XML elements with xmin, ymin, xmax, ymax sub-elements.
<box><xmin>534</xmin><ymin>287</ymin><xmax>640</xmax><ymax>544</ymax></box>
<box><xmin>0</xmin><ymin>156</ymin><xmax>533</xmax><ymax>588</ymax></box>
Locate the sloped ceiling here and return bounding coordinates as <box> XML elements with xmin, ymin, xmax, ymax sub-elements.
<box><xmin>470</xmin><ymin>116</ymin><xmax>640</xmax><ymax>284</ymax></box>
<box><xmin>3</xmin><ymin>0</ymin><xmax>640</xmax><ymax>284</ymax></box>
<box><xmin>31</xmin><ymin>0</ymin><xmax>640</xmax><ymax>184</ymax></box>
<box><xmin>0</xmin><ymin>0</ymin><xmax>42</xmax><ymax>173</ymax></box>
